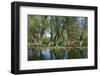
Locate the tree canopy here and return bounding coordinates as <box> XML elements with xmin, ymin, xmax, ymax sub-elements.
<box><xmin>28</xmin><ymin>15</ymin><xmax>88</xmax><ymax>48</ymax></box>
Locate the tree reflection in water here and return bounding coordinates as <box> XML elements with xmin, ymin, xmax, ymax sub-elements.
<box><xmin>28</xmin><ymin>47</ymin><xmax>87</xmax><ymax>61</ymax></box>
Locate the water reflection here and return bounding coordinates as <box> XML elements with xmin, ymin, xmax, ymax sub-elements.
<box><xmin>28</xmin><ymin>47</ymin><xmax>87</xmax><ymax>61</ymax></box>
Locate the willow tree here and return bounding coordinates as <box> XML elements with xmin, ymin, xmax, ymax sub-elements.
<box><xmin>79</xmin><ymin>17</ymin><xmax>88</xmax><ymax>47</ymax></box>
<box><xmin>28</xmin><ymin>15</ymin><xmax>87</xmax><ymax>48</ymax></box>
<box><xmin>64</xmin><ymin>17</ymin><xmax>81</xmax><ymax>47</ymax></box>
<box><xmin>28</xmin><ymin>15</ymin><xmax>49</xmax><ymax>46</ymax></box>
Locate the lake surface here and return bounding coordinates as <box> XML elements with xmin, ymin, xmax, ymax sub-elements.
<box><xmin>28</xmin><ymin>47</ymin><xmax>88</xmax><ymax>61</ymax></box>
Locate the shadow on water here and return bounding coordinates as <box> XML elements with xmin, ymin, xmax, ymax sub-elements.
<box><xmin>28</xmin><ymin>47</ymin><xmax>88</xmax><ymax>61</ymax></box>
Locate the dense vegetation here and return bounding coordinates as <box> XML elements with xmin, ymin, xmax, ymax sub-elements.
<box><xmin>28</xmin><ymin>15</ymin><xmax>88</xmax><ymax>48</ymax></box>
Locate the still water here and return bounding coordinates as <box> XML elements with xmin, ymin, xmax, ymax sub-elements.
<box><xmin>28</xmin><ymin>47</ymin><xmax>88</xmax><ymax>61</ymax></box>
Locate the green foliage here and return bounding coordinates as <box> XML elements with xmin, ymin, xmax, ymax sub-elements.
<box><xmin>28</xmin><ymin>15</ymin><xmax>88</xmax><ymax>47</ymax></box>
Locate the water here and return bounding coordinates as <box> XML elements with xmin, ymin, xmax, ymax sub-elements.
<box><xmin>28</xmin><ymin>47</ymin><xmax>88</xmax><ymax>61</ymax></box>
